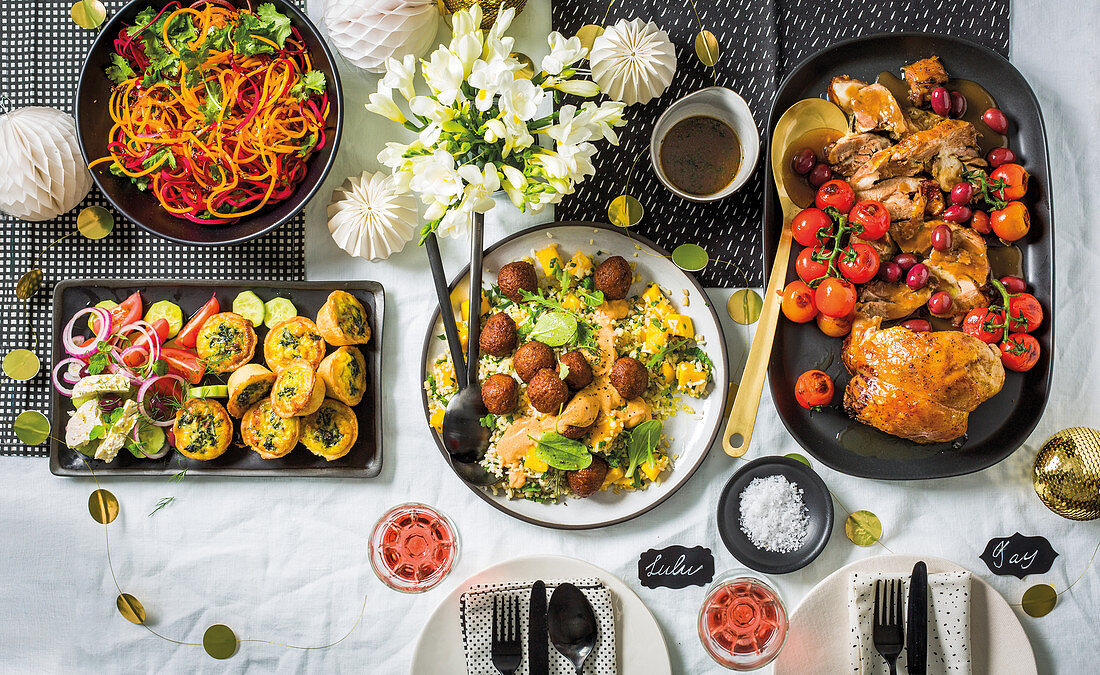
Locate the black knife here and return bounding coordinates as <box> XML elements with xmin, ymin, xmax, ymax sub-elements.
<box><xmin>906</xmin><ymin>561</ymin><xmax>928</xmax><ymax>675</ymax></box>
<box><xmin>529</xmin><ymin>580</ymin><xmax>549</xmax><ymax>675</ymax></box>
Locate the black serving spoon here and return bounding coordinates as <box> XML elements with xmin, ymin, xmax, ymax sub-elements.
<box><xmin>548</xmin><ymin>582</ymin><xmax>598</xmax><ymax>674</ymax></box>
<box><xmin>441</xmin><ymin>213</ymin><xmax>495</xmax><ymax>485</ymax></box>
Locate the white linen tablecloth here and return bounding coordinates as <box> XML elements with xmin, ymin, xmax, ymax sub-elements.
<box><xmin>2</xmin><ymin>1</ymin><xmax>1098</xmax><ymax>672</ymax></box>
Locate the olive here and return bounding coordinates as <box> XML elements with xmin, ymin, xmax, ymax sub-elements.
<box><xmin>906</xmin><ymin>263</ymin><xmax>930</xmax><ymax>290</ymax></box>
<box><xmin>930</xmin><ymin>87</ymin><xmax>951</xmax><ymax>116</ymax></box>
<box><xmin>949</xmin><ymin>182</ymin><xmax>973</xmax><ymax>205</ymax></box>
<box><xmin>791</xmin><ymin>148</ymin><xmax>816</xmax><ymax>175</ymax></box>
<box><xmin>982</xmin><ymin>107</ymin><xmax>1008</xmax><ymax>134</ymax></box>
<box><xmin>942</xmin><ymin>204</ymin><xmax>972</xmax><ymax>223</ymax></box>
<box><xmin>931</xmin><ymin>224</ymin><xmax>953</xmax><ymax>252</ymax></box>
<box><xmin>901</xmin><ymin>319</ymin><xmax>932</xmax><ymax>332</ymax></box>
<box><xmin>808</xmin><ymin>163</ymin><xmax>833</xmax><ymax>188</ymax></box>
<box><xmin>949</xmin><ymin>91</ymin><xmax>967</xmax><ymax>119</ymax></box>
<box><xmin>987</xmin><ymin>147</ymin><xmax>1017</xmax><ymax>167</ymax></box>
<box><xmin>877</xmin><ymin>261</ymin><xmax>903</xmax><ymax>283</ymax></box>
<box><xmin>928</xmin><ymin>291</ymin><xmax>953</xmax><ymax>314</ymax></box>
<box><xmin>999</xmin><ymin>275</ymin><xmax>1027</xmax><ymax>294</ymax></box>
<box><xmin>893</xmin><ymin>252</ymin><xmax>918</xmax><ymax>271</ymax></box>
<box><xmin>971</xmin><ymin>210</ymin><xmax>991</xmax><ymax>234</ymax></box>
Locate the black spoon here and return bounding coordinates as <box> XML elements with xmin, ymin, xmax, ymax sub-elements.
<box><xmin>547</xmin><ymin>582</ymin><xmax>598</xmax><ymax>674</ymax></box>
<box><xmin>441</xmin><ymin>212</ymin><xmax>495</xmax><ymax>485</ymax></box>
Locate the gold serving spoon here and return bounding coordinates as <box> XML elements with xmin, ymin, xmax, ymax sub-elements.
<box><xmin>722</xmin><ymin>98</ymin><xmax>848</xmax><ymax>457</ymax></box>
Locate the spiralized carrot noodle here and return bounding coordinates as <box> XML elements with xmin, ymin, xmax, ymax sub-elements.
<box><xmin>90</xmin><ymin>1</ymin><xmax>330</xmax><ymax>224</ymax></box>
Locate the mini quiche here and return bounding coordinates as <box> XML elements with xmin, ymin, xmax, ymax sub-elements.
<box><xmin>226</xmin><ymin>363</ymin><xmax>277</xmax><ymax>418</ymax></box>
<box><xmin>263</xmin><ymin>317</ymin><xmax>327</xmax><ymax>372</ymax></box>
<box><xmin>172</xmin><ymin>399</ymin><xmax>233</xmax><ymax>460</ymax></box>
<box><xmin>271</xmin><ymin>358</ymin><xmax>326</xmax><ymax>418</ymax></box>
<box><xmin>300</xmin><ymin>399</ymin><xmax>358</xmax><ymax>460</ymax></box>
<box><xmin>195</xmin><ymin>312</ymin><xmax>257</xmax><ymax>373</ymax></box>
<box><xmin>317</xmin><ymin>346</ymin><xmax>366</xmax><ymax>406</ymax></box>
<box><xmin>241</xmin><ymin>399</ymin><xmax>300</xmax><ymax>459</ymax></box>
<box><xmin>316</xmin><ymin>290</ymin><xmax>371</xmax><ymax>346</ymax></box>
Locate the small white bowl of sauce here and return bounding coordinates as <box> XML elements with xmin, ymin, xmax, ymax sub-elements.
<box><xmin>650</xmin><ymin>86</ymin><xmax>761</xmax><ymax>202</ymax></box>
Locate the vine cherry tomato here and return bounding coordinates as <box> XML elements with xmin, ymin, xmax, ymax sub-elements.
<box><xmin>817</xmin><ymin>312</ymin><xmax>854</xmax><ymax>338</ymax></box>
<box><xmin>1000</xmin><ymin>333</ymin><xmax>1040</xmax><ymax>372</ymax></box>
<box><xmin>815</xmin><ymin>179</ymin><xmax>856</xmax><ymax>213</ymax></box>
<box><xmin>839</xmin><ymin>242</ymin><xmax>880</xmax><ymax>284</ymax></box>
<box><xmin>848</xmin><ymin>200</ymin><xmax>890</xmax><ymax>240</ymax></box>
<box><xmin>795</xmin><ymin>370</ymin><xmax>835</xmax><ymax>409</ymax></box>
<box><xmin>814</xmin><ymin>278</ymin><xmax>856</xmax><ymax>317</ymax></box>
<box><xmin>962</xmin><ymin>307</ymin><xmax>1005</xmax><ymax>344</ymax></box>
<box><xmin>780</xmin><ymin>280</ymin><xmax>817</xmax><ymax>323</ymax></box>
<box><xmin>791</xmin><ymin>208</ymin><xmax>835</xmax><ymax>247</ymax></box>
<box><xmin>1007</xmin><ymin>292</ymin><xmax>1043</xmax><ymax>333</ymax></box>
<box><xmin>991</xmin><ymin>202</ymin><xmax>1031</xmax><ymax>242</ymax></box>
<box><xmin>795</xmin><ymin>247</ymin><xmax>830</xmax><ymax>285</ymax></box>
<box><xmin>990</xmin><ymin>163</ymin><xmax>1029</xmax><ymax>200</ymax></box>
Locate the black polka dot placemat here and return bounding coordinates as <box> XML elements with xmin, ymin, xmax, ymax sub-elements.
<box><xmin>0</xmin><ymin>1</ymin><xmax>305</xmax><ymax>457</ymax></box>
<box><xmin>551</xmin><ymin>0</ymin><xmax>1009</xmax><ymax>287</ymax></box>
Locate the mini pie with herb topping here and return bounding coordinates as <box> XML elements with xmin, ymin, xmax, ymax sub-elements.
<box><xmin>271</xmin><ymin>358</ymin><xmax>326</xmax><ymax>418</ymax></box>
<box><xmin>172</xmin><ymin>398</ymin><xmax>233</xmax><ymax>460</ymax></box>
<box><xmin>317</xmin><ymin>346</ymin><xmax>366</xmax><ymax>406</ymax></box>
<box><xmin>195</xmin><ymin>312</ymin><xmax>257</xmax><ymax>373</ymax></box>
<box><xmin>226</xmin><ymin>363</ymin><xmax>277</xmax><ymax>418</ymax></box>
<box><xmin>300</xmin><ymin>399</ymin><xmax>358</xmax><ymax>460</ymax></box>
<box><xmin>263</xmin><ymin>316</ymin><xmax>327</xmax><ymax>372</ymax></box>
<box><xmin>316</xmin><ymin>290</ymin><xmax>371</xmax><ymax>346</ymax></box>
<box><xmin>241</xmin><ymin>399</ymin><xmax>301</xmax><ymax>459</ymax></box>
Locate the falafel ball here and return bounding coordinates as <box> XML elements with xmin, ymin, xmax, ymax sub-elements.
<box><xmin>593</xmin><ymin>255</ymin><xmax>632</xmax><ymax>300</ymax></box>
<box><xmin>558</xmin><ymin>350</ymin><xmax>594</xmax><ymax>390</ymax></box>
<box><xmin>610</xmin><ymin>356</ymin><xmax>649</xmax><ymax>400</ymax></box>
<box><xmin>496</xmin><ymin>261</ymin><xmax>538</xmax><ymax>303</ymax></box>
<box><xmin>567</xmin><ymin>455</ymin><xmax>609</xmax><ymax>498</ymax></box>
<box><xmin>481</xmin><ymin>374</ymin><xmax>519</xmax><ymax>414</ymax></box>
<box><xmin>526</xmin><ymin>368</ymin><xmax>570</xmax><ymax>414</ymax></box>
<box><xmin>558</xmin><ymin>422</ymin><xmax>593</xmax><ymax>440</ymax></box>
<box><xmin>513</xmin><ymin>340</ymin><xmax>555</xmax><ymax>382</ymax></box>
<box><xmin>479</xmin><ymin>312</ymin><xmax>518</xmax><ymax>357</ymax></box>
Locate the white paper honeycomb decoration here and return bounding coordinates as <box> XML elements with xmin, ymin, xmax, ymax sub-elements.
<box><xmin>324</xmin><ymin>0</ymin><xmax>441</xmax><ymax>74</ymax></box>
<box><xmin>0</xmin><ymin>107</ymin><xmax>93</xmax><ymax>221</ymax></box>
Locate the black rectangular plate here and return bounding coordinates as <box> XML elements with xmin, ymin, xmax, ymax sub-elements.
<box><xmin>50</xmin><ymin>279</ymin><xmax>384</xmax><ymax>477</ymax></box>
<box><xmin>763</xmin><ymin>33</ymin><xmax>1054</xmax><ymax>480</ymax></box>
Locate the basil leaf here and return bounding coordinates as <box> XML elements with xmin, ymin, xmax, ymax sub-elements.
<box><xmin>531</xmin><ymin>432</ymin><xmax>592</xmax><ymax>471</ymax></box>
<box><xmin>625</xmin><ymin>420</ymin><xmax>662</xmax><ymax>478</ymax></box>
<box><xmin>529</xmin><ymin>311</ymin><xmax>577</xmax><ymax>347</ymax></box>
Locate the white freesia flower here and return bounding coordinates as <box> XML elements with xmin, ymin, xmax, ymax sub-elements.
<box><xmin>435</xmin><ymin>203</ymin><xmax>473</xmax><ymax>238</ymax></box>
<box><xmin>381</xmin><ymin>54</ymin><xmax>417</xmax><ymax>101</ymax></box>
<box><xmin>487</xmin><ymin>7</ymin><xmax>515</xmax><ymax>43</ymax></box>
<box><xmin>364</xmin><ymin>86</ymin><xmax>406</xmax><ymax>124</ymax></box>
<box><xmin>549</xmin><ymin>78</ymin><xmax>600</xmax><ymax>97</ymax></box>
<box><xmin>556</xmin><ymin>142</ymin><xmax>597</xmax><ymax>183</ymax></box>
<box><xmin>500</xmin><ymin>113</ymin><xmax>535</xmax><ymax>156</ymax></box>
<box><xmin>541</xmin><ymin>104</ymin><xmax>593</xmax><ymax>146</ymax></box>
<box><xmin>541</xmin><ymin>32</ymin><xmax>586</xmax><ymax>75</ymax></box>
<box><xmin>500</xmin><ymin>164</ymin><xmax>528</xmax><ymax>209</ymax></box>
<box><xmin>581</xmin><ymin>100</ymin><xmax>627</xmax><ymax>145</ymax></box>
<box><xmin>451</xmin><ymin>33</ymin><xmax>483</xmax><ymax>78</ymax></box>
<box><xmin>449</xmin><ymin>5</ymin><xmax>482</xmax><ymax>43</ymax></box>
<box><xmin>458</xmin><ymin>162</ymin><xmax>501</xmax><ymax>213</ymax></box>
<box><xmin>410</xmin><ymin>150</ymin><xmax>464</xmax><ymax>209</ymax></box>
<box><xmin>499</xmin><ymin>78</ymin><xmax>544</xmax><ymax>121</ymax></box>
<box><xmin>483</xmin><ymin>118</ymin><xmax>507</xmax><ymax>144</ymax></box>
<box><xmin>469</xmin><ymin>57</ymin><xmax>517</xmax><ymax>111</ymax></box>
<box><xmin>422</xmin><ymin>47</ymin><xmax>466</xmax><ymax>106</ymax></box>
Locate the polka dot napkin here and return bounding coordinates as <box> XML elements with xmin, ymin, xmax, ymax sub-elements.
<box><xmin>848</xmin><ymin>571</ymin><xmax>971</xmax><ymax>674</ymax></box>
<box><xmin>459</xmin><ymin>578</ymin><xmax>616</xmax><ymax>674</ymax></box>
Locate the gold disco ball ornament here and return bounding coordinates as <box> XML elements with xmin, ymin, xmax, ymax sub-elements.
<box><xmin>439</xmin><ymin>0</ymin><xmax>526</xmax><ymax>29</ymax></box>
<box><xmin>1033</xmin><ymin>427</ymin><xmax>1100</xmax><ymax>521</ymax></box>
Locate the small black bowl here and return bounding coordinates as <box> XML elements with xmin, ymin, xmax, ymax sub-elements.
<box><xmin>74</xmin><ymin>0</ymin><xmax>342</xmax><ymax>246</ymax></box>
<box><xmin>716</xmin><ymin>456</ymin><xmax>834</xmax><ymax>574</ymax></box>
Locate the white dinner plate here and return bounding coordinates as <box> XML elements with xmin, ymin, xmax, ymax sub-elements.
<box><xmin>773</xmin><ymin>554</ymin><xmax>1036</xmax><ymax>674</ymax></box>
<box><xmin>420</xmin><ymin>222</ymin><xmax>730</xmax><ymax>529</ymax></box>
<box><xmin>409</xmin><ymin>554</ymin><xmax>672</xmax><ymax>675</ymax></box>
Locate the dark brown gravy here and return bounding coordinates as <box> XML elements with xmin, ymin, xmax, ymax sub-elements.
<box><xmin>876</xmin><ymin>72</ymin><xmax>1006</xmax><ymax>156</ymax></box>
<box><xmin>659</xmin><ymin>115</ymin><xmax>742</xmax><ymax>196</ymax></box>
<box><xmin>779</xmin><ymin>127</ymin><xmax>844</xmax><ymax>209</ymax></box>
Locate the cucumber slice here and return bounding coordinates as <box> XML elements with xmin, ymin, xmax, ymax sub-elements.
<box><xmin>263</xmin><ymin>297</ymin><xmax>297</xmax><ymax>329</ymax></box>
<box><xmin>145</xmin><ymin>300</ymin><xmax>184</xmax><ymax>338</ymax></box>
<box><xmin>136</xmin><ymin>424</ymin><xmax>166</xmax><ymax>457</ymax></box>
<box><xmin>233</xmin><ymin>291</ymin><xmax>265</xmax><ymax>327</ymax></box>
<box><xmin>88</xmin><ymin>300</ymin><xmax>117</xmax><ymax>330</ymax></box>
<box><xmin>188</xmin><ymin>384</ymin><xmax>228</xmax><ymax>398</ymax></box>
<box><xmin>70</xmin><ymin>394</ymin><xmax>94</xmax><ymax>409</ymax></box>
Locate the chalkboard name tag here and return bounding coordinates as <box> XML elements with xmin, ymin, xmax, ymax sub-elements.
<box><xmin>980</xmin><ymin>532</ymin><xmax>1058</xmax><ymax>579</ymax></box>
<box><xmin>638</xmin><ymin>546</ymin><xmax>714</xmax><ymax>589</ymax></box>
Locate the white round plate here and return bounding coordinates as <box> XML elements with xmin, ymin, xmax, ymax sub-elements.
<box><xmin>773</xmin><ymin>554</ymin><xmax>1036</xmax><ymax>674</ymax></box>
<box><xmin>420</xmin><ymin>222</ymin><xmax>729</xmax><ymax>529</ymax></box>
<box><xmin>409</xmin><ymin>554</ymin><xmax>672</xmax><ymax>675</ymax></box>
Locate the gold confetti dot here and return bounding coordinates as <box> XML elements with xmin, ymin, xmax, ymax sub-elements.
<box><xmin>845</xmin><ymin>510</ymin><xmax>882</xmax><ymax>547</ymax></box>
<box><xmin>608</xmin><ymin>194</ymin><xmax>643</xmax><ymax>228</ymax></box>
<box><xmin>116</xmin><ymin>594</ymin><xmax>146</xmax><ymax>624</ymax></box>
<box><xmin>203</xmin><ymin>624</ymin><xmax>238</xmax><ymax>660</ymax></box>
<box><xmin>89</xmin><ymin>489</ymin><xmax>119</xmax><ymax>524</ymax></box>
<box><xmin>70</xmin><ymin>0</ymin><xmax>106</xmax><ymax>29</ymax></box>
<box><xmin>575</xmin><ymin>24</ymin><xmax>604</xmax><ymax>51</ymax></box>
<box><xmin>672</xmin><ymin>244</ymin><xmax>708</xmax><ymax>272</ymax></box>
<box><xmin>510</xmin><ymin>52</ymin><xmax>534</xmax><ymax>80</ymax></box>
<box><xmin>785</xmin><ymin>452</ymin><xmax>810</xmax><ymax>466</ymax></box>
<box><xmin>77</xmin><ymin>206</ymin><xmax>115</xmax><ymax>240</ymax></box>
<box><xmin>727</xmin><ymin>289</ymin><xmax>763</xmax><ymax>325</ymax></box>
<box><xmin>3</xmin><ymin>349</ymin><xmax>41</xmax><ymax>381</ymax></box>
<box><xmin>694</xmin><ymin>30</ymin><xmax>720</xmax><ymax>66</ymax></box>
<box><xmin>16</xmin><ymin>268</ymin><xmax>43</xmax><ymax>300</ymax></box>
<box><xmin>1021</xmin><ymin>584</ymin><xmax>1057</xmax><ymax>617</ymax></box>
<box><xmin>14</xmin><ymin>410</ymin><xmax>49</xmax><ymax>445</ymax></box>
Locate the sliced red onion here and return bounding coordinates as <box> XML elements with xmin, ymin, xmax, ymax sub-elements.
<box><xmin>63</xmin><ymin>307</ymin><xmax>112</xmax><ymax>358</ymax></box>
<box><xmin>118</xmin><ymin>321</ymin><xmax>161</xmax><ymax>365</ymax></box>
<box><xmin>137</xmin><ymin>374</ymin><xmax>186</xmax><ymax>427</ymax></box>
<box><xmin>52</xmin><ymin>357</ymin><xmax>86</xmax><ymax>396</ymax></box>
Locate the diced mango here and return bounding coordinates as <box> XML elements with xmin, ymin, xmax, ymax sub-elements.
<box><xmin>587</xmin><ymin>412</ymin><xmax>623</xmax><ymax>451</ymax></box>
<box><xmin>642</xmin><ymin>284</ymin><xmax>672</xmax><ymax>317</ymax></box>
<box><xmin>676</xmin><ymin>362</ymin><xmax>708</xmax><ymax>395</ymax></box>
<box><xmin>564</xmin><ymin>251</ymin><xmax>593</xmax><ymax>279</ymax></box>
<box><xmin>645</xmin><ymin>324</ymin><xmax>668</xmax><ymax>351</ymax></box>
<box><xmin>434</xmin><ymin>360</ymin><xmax>456</xmax><ymax>388</ymax></box>
<box><xmin>460</xmin><ymin>291</ymin><xmax>489</xmax><ymax>320</ymax></box>
<box><xmin>660</xmin><ymin>361</ymin><xmax>675</xmax><ymax>385</ymax></box>
<box><xmin>642</xmin><ymin>283</ymin><xmax>663</xmax><ymax>303</ymax></box>
<box><xmin>429</xmin><ymin>408</ymin><xmax>445</xmax><ymax>430</ymax></box>
<box><xmin>561</xmin><ymin>293</ymin><xmax>583</xmax><ymax>312</ymax></box>
<box><xmin>641</xmin><ymin>459</ymin><xmax>663</xmax><ymax>482</ymax></box>
<box><xmin>601</xmin><ymin>466</ymin><xmax>624</xmax><ymax>489</ymax></box>
<box><xmin>534</xmin><ymin>244</ymin><xmax>563</xmax><ymax>277</ymax></box>
<box><xmin>524</xmin><ymin>453</ymin><xmax>549</xmax><ymax>473</ymax></box>
<box><xmin>666</xmin><ymin>314</ymin><xmax>695</xmax><ymax>339</ymax></box>
<box><xmin>458</xmin><ymin>320</ymin><xmax>469</xmax><ymax>351</ymax></box>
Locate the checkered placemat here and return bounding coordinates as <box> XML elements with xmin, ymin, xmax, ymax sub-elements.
<box><xmin>0</xmin><ymin>1</ymin><xmax>306</xmax><ymax>457</ymax></box>
<box><xmin>552</xmin><ymin>0</ymin><xmax>1010</xmax><ymax>287</ymax></box>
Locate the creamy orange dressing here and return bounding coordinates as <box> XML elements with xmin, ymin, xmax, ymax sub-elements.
<box><xmin>496</xmin><ymin>417</ymin><xmax>544</xmax><ymax>467</ymax></box>
<box><xmin>616</xmin><ymin>398</ymin><xmax>651</xmax><ymax>429</ymax></box>
<box><xmin>590</xmin><ymin>325</ymin><xmax>617</xmax><ymax>375</ymax></box>
<box><xmin>597</xmin><ymin>299</ymin><xmax>630</xmax><ymax>321</ymax></box>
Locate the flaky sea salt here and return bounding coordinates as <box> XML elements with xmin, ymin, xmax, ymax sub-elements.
<box><xmin>738</xmin><ymin>475</ymin><xmax>809</xmax><ymax>553</ymax></box>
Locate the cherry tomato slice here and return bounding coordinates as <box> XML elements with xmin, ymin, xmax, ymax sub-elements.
<box><xmin>780</xmin><ymin>280</ymin><xmax>817</xmax><ymax>323</ymax></box>
<box><xmin>814</xmin><ymin>278</ymin><xmax>856</xmax><ymax>318</ymax></box>
<box><xmin>791</xmin><ymin>208</ymin><xmax>835</xmax><ymax>247</ymax></box>
<box><xmin>1000</xmin><ymin>333</ymin><xmax>1040</xmax><ymax>372</ymax></box>
<box><xmin>814</xmin><ymin>179</ymin><xmax>856</xmax><ymax>214</ymax></box>
<box><xmin>838</xmin><ymin>242</ymin><xmax>880</xmax><ymax>284</ymax></box>
<box><xmin>816</xmin><ymin>312</ymin><xmax>854</xmax><ymax>338</ymax></box>
<box><xmin>175</xmin><ymin>295</ymin><xmax>220</xmax><ymax>349</ymax></box>
<box><xmin>795</xmin><ymin>370</ymin><xmax>835</xmax><ymax>409</ymax></box>
<box><xmin>961</xmin><ymin>308</ymin><xmax>1005</xmax><ymax>343</ymax></box>
<box><xmin>795</xmin><ymin>247</ymin><xmax>830</xmax><ymax>285</ymax></box>
<box><xmin>990</xmin><ymin>163</ymin><xmax>1029</xmax><ymax>201</ymax></box>
<box><xmin>1007</xmin><ymin>292</ymin><xmax>1043</xmax><ymax>333</ymax></box>
<box><xmin>160</xmin><ymin>347</ymin><xmax>206</xmax><ymax>385</ymax></box>
<box><xmin>848</xmin><ymin>200</ymin><xmax>891</xmax><ymax>240</ymax></box>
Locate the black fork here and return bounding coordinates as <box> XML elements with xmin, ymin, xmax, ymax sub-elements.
<box><xmin>872</xmin><ymin>578</ymin><xmax>905</xmax><ymax>675</ymax></box>
<box><xmin>491</xmin><ymin>594</ymin><xmax>522</xmax><ymax>675</ymax></box>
